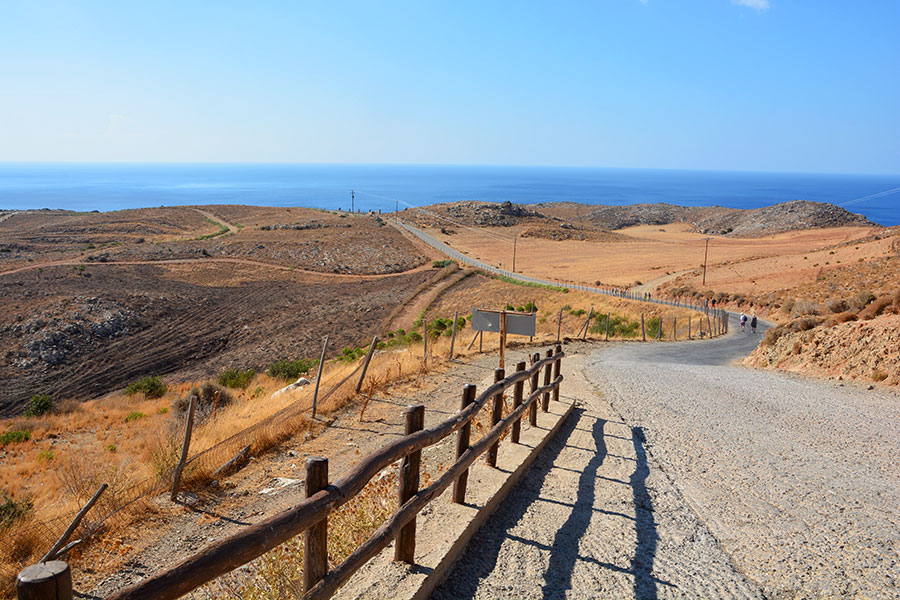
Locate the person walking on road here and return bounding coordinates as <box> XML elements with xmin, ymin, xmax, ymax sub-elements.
<box><xmin>750</xmin><ymin>314</ymin><xmax>758</xmax><ymax>333</ymax></box>
<box><xmin>740</xmin><ymin>313</ymin><xmax>747</xmax><ymax>332</ymax></box>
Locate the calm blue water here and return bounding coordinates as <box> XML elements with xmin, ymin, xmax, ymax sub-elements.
<box><xmin>0</xmin><ymin>163</ymin><xmax>897</xmax><ymax>226</ymax></box>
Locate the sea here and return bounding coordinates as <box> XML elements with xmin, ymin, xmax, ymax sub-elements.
<box><xmin>0</xmin><ymin>163</ymin><xmax>897</xmax><ymax>226</ymax></box>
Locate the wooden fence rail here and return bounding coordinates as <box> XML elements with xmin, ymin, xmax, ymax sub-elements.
<box><xmin>103</xmin><ymin>346</ymin><xmax>565</xmax><ymax>600</ymax></box>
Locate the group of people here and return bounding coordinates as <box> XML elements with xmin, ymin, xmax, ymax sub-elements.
<box><xmin>740</xmin><ymin>312</ymin><xmax>758</xmax><ymax>333</ymax></box>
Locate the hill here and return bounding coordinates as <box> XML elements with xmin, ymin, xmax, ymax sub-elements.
<box><xmin>407</xmin><ymin>199</ymin><xmax>875</xmax><ymax>237</ymax></box>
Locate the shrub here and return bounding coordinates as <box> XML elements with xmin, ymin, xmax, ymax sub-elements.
<box><xmin>37</xmin><ymin>450</ymin><xmax>54</xmax><ymax>462</ymax></box>
<box><xmin>338</xmin><ymin>346</ymin><xmax>367</xmax><ymax>362</ymax></box>
<box><xmin>218</xmin><ymin>368</ymin><xmax>256</xmax><ymax>389</ymax></box>
<box><xmin>432</xmin><ymin>260</ymin><xmax>456</xmax><ymax>268</ymax></box>
<box><xmin>825</xmin><ymin>298</ymin><xmax>849</xmax><ymax>314</ymax></box>
<box><xmin>268</xmin><ymin>358</ymin><xmax>318</xmax><ymax>381</ymax></box>
<box><xmin>645</xmin><ymin>317</ymin><xmax>664</xmax><ymax>339</ymax></box>
<box><xmin>124</xmin><ymin>411</ymin><xmax>145</xmax><ymax>423</ymax></box>
<box><xmin>125</xmin><ymin>376</ymin><xmax>167</xmax><ymax>399</ymax></box>
<box><xmin>176</xmin><ymin>382</ymin><xmax>233</xmax><ymax>412</ymax></box>
<box><xmin>24</xmin><ymin>394</ymin><xmax>52</xmax><ymax>417</ymax></box>
<box><xmin>851</xmin><ymin>291</ymin><xmax>876</xmax><ymax>311</ymax></box>
<box><xmin>0</xmin><ymin>494</ymin><xmax>32</xmax><ymax>530</ymax></box>
<box><xmin>0</xmin><ymin>430</ymin><xmax>31</xmax><ymax>446</ymax></box>
<box><xmin>872</xmin><ymin>369</ymin><xmax>888</xmax><ymax>382</ymax></box>
<box><xmin>791</xmin><ymin>300</ymin><xmax>821</xmax><ymax>317</ymax></box>
<box><xmin>762</xmin><ymin>326</ymin><xmax>785</xmax><ymax>347</ymax></box>
<box><xmin>570</xmin><ymin>308</ymin><xmax>586</xmax><ymax>317</ymax></box>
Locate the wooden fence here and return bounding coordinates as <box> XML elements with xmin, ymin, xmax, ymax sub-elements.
<box><xmin>18</xmin><ymin>346</ymin><xmax>566</xmax><ymax>600</ymax></box>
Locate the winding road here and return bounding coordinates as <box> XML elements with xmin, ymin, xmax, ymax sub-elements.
<box><xmin>435</xmin><ymin>314</ymin><xmax>900</xmax><ymax>599</ymax></box>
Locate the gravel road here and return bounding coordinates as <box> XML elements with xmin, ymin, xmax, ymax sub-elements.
<box><xmin>435</xmin><ymin>317</ymin><xmax>900</xmax><ymax>599</ymax></box>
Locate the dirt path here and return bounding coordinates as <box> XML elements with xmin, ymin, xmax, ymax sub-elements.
<box><xmin>0</xmin><ymin>256</ymin><xmax>434</xmax><ymax>279</ymax></box>
<box><xmin>0</xmin><ymin>212</ymin><xmax>15</xmax><ymax>225</ymax></box>
<box><xmin>384</xmin><ymin>268</ymin><xmax>474</xmax><ymax>332</ymax></box>
<box><xmin>191</xmin><ymin>207</ymin><xmax>239</xmax><ymax>235</ymax></box>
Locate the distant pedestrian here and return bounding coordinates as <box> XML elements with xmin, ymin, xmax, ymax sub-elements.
<box><xmin>740</xmin><ymin>313</ymin><xmax>747</xmax><ymax>332</ymax></box>
<box><xmin>750</xmin><ymin>314</ymin><xmax>757</xmax><ymax>333</ymax></box>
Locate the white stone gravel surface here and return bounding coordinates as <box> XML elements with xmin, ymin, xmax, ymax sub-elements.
<box><xmin>435</xmin><ymin>332</ymin><xmax>900</xmax><ymax>599</ymax></box>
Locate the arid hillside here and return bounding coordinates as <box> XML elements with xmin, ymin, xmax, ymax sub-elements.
<box><xmin>0</xmin><ymin>206</ymin><xmax>433</xmax><ymax>415</ymax></box>
<box><xmin>405</xmin><ymin>199</ymin><xmax>875</xmax><ymax>237</ymax></box>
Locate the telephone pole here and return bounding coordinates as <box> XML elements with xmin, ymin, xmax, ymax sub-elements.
<box><xmin>351</xmin><ymin>190</ymin><xmax>355</xmax><ymax>213</ymax></box>
<box><xmin>512</xmin><ymin>237</ymin><xmax>517</xmax><ymax>272</ymax></box>
<box><xmin>702</xmin><ymin>237</ymin><xmax>711</xmax><ymax>286</ymax></box>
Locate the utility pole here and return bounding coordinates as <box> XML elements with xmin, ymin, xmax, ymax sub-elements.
<box><xmin>512</xmin><ymin>237</ymin><xmax>517</xmax><ymax>272</ymax></box>
<box><xmin>702</xmin><ymin>237</ymin><xmax>711</xmax><ymax>286</ymax></box>
<box><xmin>351</xmin><ymin>190</ymin><xmax>355</xmax><ymax>213</ymax></box>
<box><xmin>395</xmin><ymin>199</ymin><xmax>399</xmax><ymax>213</ymax></box>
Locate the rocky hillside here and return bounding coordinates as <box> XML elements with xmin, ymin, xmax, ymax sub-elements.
<box><xmin>583</xmin><ymin>200</ymin><xmax>875</xmax><ymax>236</ymax></box>
<box><xmin>409</xmin><ymin>200</ymin><xmax>875</xmax><ymax>237</ymax></box>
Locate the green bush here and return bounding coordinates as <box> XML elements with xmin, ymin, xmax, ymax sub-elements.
<box><xmin>645</xmin><ymin>317</ymin><xmax>664</xmax><ymax>339</ymax></box>
<box><xmin>24</xmin><ymin>394</ymin><xmax>52</xmax><ymax>417</ymax></box>
<box><xmin>338</xmin><ymin>346</ymin><xmax>367</xmax><ymax>362</ymax></box>
<box><xmin>590</xmin><ymin>312</ymin><xmax>641</xmax><ymax>338</ymax></box>
<box><xmin>0</xmin><ymin>430</ymin><xmax>31</xmax><ymax>446</ymax></box>
<box><xmin>267</xmin><ymin>358</ymin><xmax>318</xmax><ymax>381</ymax></box>
<box><xmin>125</xmin><ymin>376</ymin><xmax>167</xmax><ymax>399</ymax></box>
<box><xmin>124</xmin><ymin>411</ymin><xmax>145</xmax><ymax>423</ymax></box>
<box><xmin>0</xmin><ymin>494</ymin><xmax>32</xmax><ymax>530</ymax></box>
<box><xmin>218</xmin><ymin>368</ymin><xmax>256</xmax><ymax>389</ymax></box>
<box><xmin>432</xmin><ymin>259</ymin><xmax>457</xmax><ymax>268</ymax></box>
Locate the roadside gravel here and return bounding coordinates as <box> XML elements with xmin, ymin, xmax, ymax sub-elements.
<box><xmin>434</xmin><ymin>346</ymin><xmax>762</xmax><ymax>599</ymax></box>
<box><xmin>437</xmin><ymin>328</ymin><xmax>899</xmax><ymax>599</ymax></box>
<box><xmin>591</xmin><ymin>338</ymin><xmax>900</xmax><ymax>599</ymax></box>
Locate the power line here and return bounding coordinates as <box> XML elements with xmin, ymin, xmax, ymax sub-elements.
<box><xmin>838</xmin><ymin>186</ymin><xmax>900</xmax><ymax>208</ymax></box>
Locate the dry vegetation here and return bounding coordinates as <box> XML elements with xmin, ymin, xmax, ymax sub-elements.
<box><xmin>0</xmin><ymin>255</ymin><xmax>708</xmax><ymax>597</ymax></box>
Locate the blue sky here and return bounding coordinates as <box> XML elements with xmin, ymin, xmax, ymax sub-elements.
<box><xmin>1</xmin><ymin>1</ymin><xmax>898</xmax><ymax>174</ymax></box>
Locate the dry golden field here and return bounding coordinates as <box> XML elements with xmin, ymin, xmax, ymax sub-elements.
<box><xmin>425</xmin><ymin>223</ymin><xmax>883</xmax><ymax>291</ymax></box>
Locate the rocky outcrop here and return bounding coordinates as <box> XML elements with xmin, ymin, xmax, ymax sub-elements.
<box><xmin>586</xmin><ymin>200</ymin><xmax>875</xmax><ymax>237</ymax></box>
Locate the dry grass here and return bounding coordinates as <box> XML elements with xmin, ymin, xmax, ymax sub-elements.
<box><xmin>424</xmin><ymin>223</ymin><xmax>880</xmax><ymax>289</ymax></box>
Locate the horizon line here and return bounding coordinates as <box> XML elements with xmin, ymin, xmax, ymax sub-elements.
<box><xmin>1</xmin><ymin>160</ymin><xmax>899</xmax><ymax>179</ymax></box>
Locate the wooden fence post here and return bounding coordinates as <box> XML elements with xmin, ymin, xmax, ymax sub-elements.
<box><xmin>657</xmin><ymin>316</ymin><xmax>663</xmax><ymax>340</ymax></box>
<box><xmin>486</xmin><ymin>368</ymin><xmax>505</xmax><ymax>467</ymax></box>
<box><xmin>355</xmin><ymin>336</ymin><xmax>378</xmax><ymax>394</ymax></box>
<box><xmin>552</xmin><ymin>344</ymin><xmax>561</xmax><ymax>403</ymax></box>
<box><xmin>706</xmin><ymin>312</ymin><xmax>713</xmax><ymax>338</ymax></box>
<box><xmin>448</xmin><ymin>310</ymin><xmax>458</xmax><ymax>359</ymax></box>
<box><xmin>395</xmin><ymin>405</ymin><xmax>424</xmax><ymax>563</ymax></box>
<box><xmin>688</xmin><ymin>316</ymin><xmax>692</xmax><ymax>339</ymax></box>
<box><xmin>171</xmin><ymin>396</ymin><xmax>197</xmax><ymax>502</ymax></box>
<box><xmin>312</xmin><ymin>336</ymin><xmax>328</xmax><ymax>419</ymax></box>
<box><xmin>452</xmin><ymin>384</ymin><xmax>476</xmax><ymax>504</ymax></box>
<box><xmin>511</xmin><ymin>361</ymin><xmax>525</xmax><ymax>444</ymax></box>
<box><xmin>605</xmin><ymin>312</ymin><xmax>610</xmax><ymax>341</ymax></box>
<box><xmin>529</xmin><ymin>352</ymin><xmax>540</xmax><ymax>426</ymax></box>
<box><xmin>41</xmin><ymin>484</ymin><xmax>107</xmax><ymax>563</ymax></box>
<box><xmin>16</xmin><ymin>561</ymin><xmax>72</xmax><ymax>600</ymax></box>
<box><xmin>542</xmin><ymin>349</ymin><xmax>552</xmax><ymax>411</ymax></box>
<box><xmin>673</xmin><ymin>317</ymin><xmax>677</xmax><ymax>341</ymax></box>
<box><xmin>423</xmin><ymin>320</ymin><xmax>428</xmax><ymax>368</ymax></box>
<box><xmin>556</xmin><ymin>307</ymin><xmax>563</xmax><ymax>342</ymax></box>
<box><xmin>581</xmin><ymin>307</ymin><xmax>593</xmax><ymax>341</ymax></box>
<box><xmin>303</xmin><ymin>457</ymin><xmax>329</xmax><ymax>593</ymax></box>
<box><xmin>641</xmin><ymin>314</ymin><xmax>646</xmax><ymax>341</ymax></box>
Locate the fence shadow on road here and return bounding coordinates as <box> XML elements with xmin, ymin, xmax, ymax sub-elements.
<box><xmin>630</xmin><ymin>426</ymin><xmax>659</xmax><ymax>600</ymax></box>
<box><xmin>539</xmin><ymin>414</ymin><xmax>608</xmax><ymax>598</ymax></box>
<box><xmin>432</xmin><ymin>409</ymin><xmax>670</xmax><ymax>600</ymax></box>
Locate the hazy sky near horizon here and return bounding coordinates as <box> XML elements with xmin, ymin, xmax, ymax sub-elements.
<box><xmin>1</xmin><ymin>1</ymin><xmax>898</xmax><ymax>174</ymax></box>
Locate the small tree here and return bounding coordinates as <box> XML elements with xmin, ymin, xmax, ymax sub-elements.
<box><xmin>24</xmin><ymin>394</ymin><xmax>52</xmax><ymax>417</ymax></box>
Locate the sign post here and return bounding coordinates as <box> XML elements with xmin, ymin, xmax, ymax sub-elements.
<box><xmin>472</xmin><ymin>307</ymin><xmax>536</xmax><ymax>368</ymax></box>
